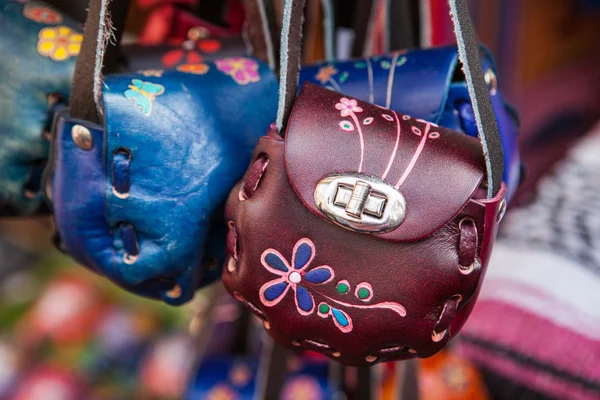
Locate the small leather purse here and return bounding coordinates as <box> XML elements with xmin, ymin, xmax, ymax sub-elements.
<box><xmin>0</xmin><ymin>0</ymin><xmax>80</xmax><ymax>216</ymax></box>
<box><xmin>222</xmin><ymin>0</ymin><xmax>508</xmax><ymax>366</ymax></box>
<box><xmin>47</xmin><ymin>0</ymin><xmax>277</xmax><ymax>304</ymax></box>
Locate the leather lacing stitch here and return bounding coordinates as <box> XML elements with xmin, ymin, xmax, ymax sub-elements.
<box><xmin>119</xmin><ymin>223</ymin><xmax>139</xmax><ymax>264</ymax></box>
<box><xmin>112</xmin><ymin>148</ymin><xmax>131</xmax><ymax>199</ymax></box>
<box><xmin>458</xmin><ymin>217</ymin><xmax>478</xmax><ymax>275</ymax></box>
<box><xmin>226</xmin><ymin>221</ymin><xmax>239</xmax><ymax>272</ymax></box>
<box><xmin>239</xmin><ymin>154</ymin><xmax>269</xmax><ymax>201</ymax></box>
<box><xmin>432</xmin><ymin>294</ymin><xmax>463</xmax><ymax>342</ymax></box>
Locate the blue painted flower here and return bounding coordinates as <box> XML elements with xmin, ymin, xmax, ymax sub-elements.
<box><xmin>259</xmin><ymin>238</ymin><xmax>334</xmax><ymax>316</ymax></box>
<box><xmin>124</xmin><ymin>79</ymin><xmax>165</xmax><ymax>115</ymax></box>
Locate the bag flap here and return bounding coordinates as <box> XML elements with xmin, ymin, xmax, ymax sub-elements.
<box><xmin>285</xmin><ymin>83</ymin><xmax>486</xmax><ymax>241</ymax></box>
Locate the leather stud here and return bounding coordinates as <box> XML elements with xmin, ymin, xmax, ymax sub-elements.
<box><xmin>71</xmin><ymin>124</ymin><xmax>93</xmax><ymax>151</ymax></box>
<box><xmin>263</xmin><ymin>320</ymin><xmax>271</xmax><ymax>330</ymax></box>
<box><xmin>291</xmin><ymin>340</ymin><xmax>301</xmax><ymax>347</ymax></box>
<box><xmin>332</xmin><ymin>351</ymin><xmax>341</xmax><ymax>358</ymax></box>
<box><xmin>365</xmin><ymin>355</ymin><xmax>377</xmax><ymax>363</ymax></box>
<box><xmin>484</xmin><ymin>69</ymin><xmax>498</xmax><ymax>96</ymax></box>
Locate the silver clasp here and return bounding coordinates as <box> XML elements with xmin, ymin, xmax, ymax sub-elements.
<box><xmin>314</xmin><ymin>173</ymin><xmax>406</xmax><ymax>233</ymax></box>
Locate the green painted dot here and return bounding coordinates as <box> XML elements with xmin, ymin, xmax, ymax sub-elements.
<box><xmin>336</xmin><ymin>282</ymin><xmax>349</xmax><ymax>294</ymax></box>
<box><xmin>319</xmin><ymin>303</ymin><xmax>330</xmax><ymax>314</ymax></box>
<box><xmin>357</xmin><ymin>287</ymin><xmax>371</xmax><ymax>299</ymax></box>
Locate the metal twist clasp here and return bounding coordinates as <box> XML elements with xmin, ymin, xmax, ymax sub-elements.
<box><xmin>314</xmin><ymin>173</ymin><xmax>406</xmax><ymax>233</ymax></box>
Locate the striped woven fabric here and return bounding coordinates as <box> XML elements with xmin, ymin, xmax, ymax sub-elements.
<box><xmin>459</xmin><ymin>122</ymin><xmax>600</xmax><ymax>400</ymax></box>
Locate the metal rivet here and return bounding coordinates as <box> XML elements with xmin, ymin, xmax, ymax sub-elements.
<box><xmin>484</xmin><ymin>69</ymin><xmax>498</xmax><ymax>96</ymax></box>
<box><xmin>431</xmin><ymin>329</ymin><xmax>447</xmax><ymax>343</ymax></box>
<box><xmin>166</xmin><ymin>284</ymin><xmax>182</xmax><ymax>299</ymax></box>
<box><xmin>123</xmin><ymin>253</ymin><xmax>138</xmax><ymax>265</ymax></box>
<box><xmin>365</xmin><ymin>355</ymin><xmax>377</xmax><ymax>363</ymax></box>
<box><xmin>332</xmin><ymin>351</ymin><xmax>341</xmax><ymax>358</ymax></box>
<box><xmin>263</xmin><ymin>320</ymin><xmax>271</xmax><ymax>330</ymax></box>
<box><xmin>291</xmin><ymin>340</ymin><xmax>301</xmax><ymax>347</ymax></box>
<box><xmin>71</xmin><ymin>124</ymin><xmax>93</xmax><ymax>150</ymax></box>
<box><xmin>497</xmin><ymin>198</ymin><xmax>507</xmax><ymax>223</ymax></box>
<box><xmin>408</xmin><ymin>348</ymin><xmax>418</xmax><ymax>355</ymax></box>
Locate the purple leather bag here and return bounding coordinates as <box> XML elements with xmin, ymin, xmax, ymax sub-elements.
<box><xmin>222</xmin><ymin>0</ymin><xmax>508</xmax><ymax>366</ymax></box>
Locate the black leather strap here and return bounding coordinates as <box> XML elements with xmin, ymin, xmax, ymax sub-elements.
<box><xmin>389</xmin><ymin>0</ymin><xmax>420</xmax><ymax>50</ymax></box>
<box><xmin>277</xmin><ymin>0</ymin><xmax>504</xmax><ymax>198</ymax></box>
<box><xmin>69</xmin><ymin>0</ymin><xmax>130</xmax><ymax>124</ymax></box>
<box><xmin>351</xmin><ymin>0</ymin><xmax>376</xmax><ymax>57</ymax></box>
<box><xmin>449</xmin><ymin>0</ymin><xmax>503</xmax><ymax>197</ymax></box>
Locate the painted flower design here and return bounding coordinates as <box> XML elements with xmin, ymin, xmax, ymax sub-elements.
<box><xmin>259</xmin><ymin>239</ymin><xmax>334</xmax><ymax>316</ymax></box>
<box><xmin>315</xmin><ymin>65</ymin><xmax>338</xmax><ymax>84</ymax></box>
<box><xmin>177</xmin><ymin>63</ymin><xmax>210</xmax><ymax>75</ymax></box>
<box><xmin>335</xmin><ymin>98</ymin><xmax>363</xmax><ymax>117</ymax></box>
<box><xmin>37</xmin><ymin>26</ymin><xmax>82</xmax><ymax>61</ymax></box>
<box><xmin>124</xmin><ymin>80</ymin><xmax>165</xmax><ymax>115</ymax></box>
<box><xmin>24</xmin><ymin>5</ymin><xmax>62</xmax><ymax>24</ymax></box>
<box><xmin>215</xmin><ymin>57</ymin><xmax>261</xmax><ymax>85</ymax></box>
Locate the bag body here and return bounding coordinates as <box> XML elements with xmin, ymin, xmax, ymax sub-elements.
<box><xmin>49</xmin><ymin>60</ymin><xmax>278</xmax><ymax>304</ymax></box>
<box><xmin>0</xmin><ymin>0</ymin><xmax>79</xmax><ymax>215</ymax></box>
<box><xmin>222</xmin><ymin>82</ymin><xmax>506</xmax><ymax>365</ymax></box>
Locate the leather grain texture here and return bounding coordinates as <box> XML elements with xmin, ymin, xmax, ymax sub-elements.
<box><xmin>222</xmin><ymin>86</ymin><xmax>506</xmax><ymax>366</ymax></box>
<box><xmin>51</xmin><ymin>60</ymin><xmax>278</xmax><ymax>304</ymax></box>
<box><xmin>0</xmin><ymin>0</ymin><xmax>79</xmax><ymax>216</ymax></box>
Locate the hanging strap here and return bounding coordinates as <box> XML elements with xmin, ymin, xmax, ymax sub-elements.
<box><xmin>70</xmin><ymin>0</ymin><xmax>131</xmax><ymax>124</ymax></box>
<box><xmin>389</xmin><ymin>0</ymin><xmax>420</xmax><ymax>50</ymax></box>
<box><xmin>276</xmin><ymin>0</ymin><xmax>504</xmax><ymax>198</ymax></box>
<box><xmin>245</xmin><ymin>0</ymin><xmax>334</xmax><ymax>71</ymax></box>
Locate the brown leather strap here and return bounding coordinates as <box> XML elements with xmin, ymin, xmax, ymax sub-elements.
<box><xmin>243</xmin><ymin>0</ymin><xmax>278</xmax><ymax>69</ymax></box>
<box><xmin>276</xmin><ymin>0</ymin><xmax>504</xmax><ymax>198</ymax></box>
<box><xmin>70</xmin><ymin>0</ymin><xmax>130</xmax><ymax>124</ymax></box>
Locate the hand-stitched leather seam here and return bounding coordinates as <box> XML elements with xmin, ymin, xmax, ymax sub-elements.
<box><xmin>118</xmin><ymin>222</ymin><xmax>139</xmax><ymax>264</ymax></box>
<box><xmin>112</xmin><ymin>147</ymin><xmax>131</xmax><ymax>199</ymax></box>
<box><xmin>239</xmin><ymin>154</ymin><xmax>269</xmax><ymax>201</ymax></box>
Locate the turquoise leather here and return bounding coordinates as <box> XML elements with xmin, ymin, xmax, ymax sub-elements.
<box><xmin>299</xmin><ymin>46</ymin><xmax>521</xmax><ymax>199</ymax></box>
<box><xmin>51</xmin><ymin>62</ymin><xmax>278</xmax><ymax>304</ymax></box>
<box><xmin>0</xmin><ymin>0</ymin><xmax>79</xmax><ymax>215</ymax></box>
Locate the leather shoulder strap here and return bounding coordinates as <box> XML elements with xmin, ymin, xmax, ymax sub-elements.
<box><xmin>276</xmin><ymin>0</ymin><xmax>503</xmax><ymax>198</ymax></box>
<box><xmin>69</xmin><ymin>0</ymin><xmax>130</xmax><ymax>124</ymax></box>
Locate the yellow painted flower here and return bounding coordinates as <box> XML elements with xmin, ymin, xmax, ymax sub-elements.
<box><xmin>37</xmin><ymin>26</ymin><xmax>82</xmax><ymax>62</ymax></box>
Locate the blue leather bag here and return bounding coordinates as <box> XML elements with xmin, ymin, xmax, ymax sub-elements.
<box><xmin>0</xmin><ymin>0</ymin><xmax>79</xmax><ymax>215</ymax></box>
<box><xmin>48</xmin><ymin>0</ymin><xmax>278</xmax><ymax>304</ymax></box>
<box><xmin>300</xmin><ymin>46</ymin><xmax>521</xmax><ymax>199</ymax></box>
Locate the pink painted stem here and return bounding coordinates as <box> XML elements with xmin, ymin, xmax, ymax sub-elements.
<box><xmin>394</xmin><ymin>122</ymin><xmax>431</xmax><ymax>189</ymax></box>
<box><xmin>381</xmin><ymin>111</ymin><xmax>401</xmax><ymax>180</ymax></box>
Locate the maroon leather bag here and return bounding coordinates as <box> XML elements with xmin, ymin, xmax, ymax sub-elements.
<box><xmin>222</xmin><ymin>0</ymin><xmax>507</xmax><ymax>366</ymax></box>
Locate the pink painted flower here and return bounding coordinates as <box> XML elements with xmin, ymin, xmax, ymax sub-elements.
<box><xmin>335</xmin><ymin>98</ymin><xmax>363</xmax><ymax>117</ymax></box>
<box><xmin>215</xmin><ymin>57</ymin><xmax>261</xmax><ymax>85</ymax></box>
<box><xmin>259</xmin><ymin>238</ymin><xmax>334</xmax><ymax>316</ymax></box>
